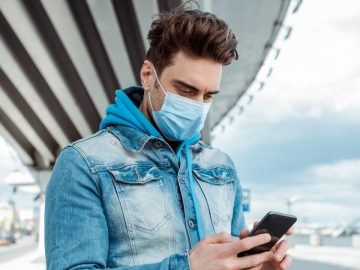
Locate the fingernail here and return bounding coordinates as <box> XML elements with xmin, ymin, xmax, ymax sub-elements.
<box><xmin>281</xmin><ymin>261</ymin><xmax>287</xmax><ymax>268</ymax></box>
<box><xmin>275</xmin><ymin>253</ymin><xmax>282</xmax><ymax>261</ymax></box>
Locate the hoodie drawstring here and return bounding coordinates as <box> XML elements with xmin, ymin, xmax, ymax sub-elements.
<box><xmin>176</xmin><ymin>140</ymin><xmax>204</xmax><ymax>240</ymax></box>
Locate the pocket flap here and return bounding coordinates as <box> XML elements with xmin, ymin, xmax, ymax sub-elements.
<box><xmin>110</xmin><ymin>163</ymin><xmax>162</xmax><ymax>184</ymax></box>
<box><xmin>192</xmin><ymin>166</ymin><xmax>235</xmax><ymax>185</ymax></box>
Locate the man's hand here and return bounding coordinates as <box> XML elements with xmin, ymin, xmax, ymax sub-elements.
<box><xmin>189</xmin><ymin>231</ymin><xmax>275</xmax><ymax>270</ymax></box>
<box><xmin>261</xmin><ymin>239</ymin><xmax>292</xmax><ymax>270</ymax></box>
<box><xmin>239</xmin><ymin>223</ymin><xmax>293</xmax><ymax>270</ymax></box>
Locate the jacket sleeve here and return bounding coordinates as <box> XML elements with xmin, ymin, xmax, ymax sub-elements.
<box><xmin>45</xmin><ymin>146</ymin><xmax>191</xmax><ymax>270</ymax></box>
<box><xmin>230</xmin><ymin>167</ymin><xmax>246</xmax><ymax>237</ymax></box>
<box><xmin>229</xmin><ymin>157</ymin><xmax>246</xmax><ymax>237</ymax></box>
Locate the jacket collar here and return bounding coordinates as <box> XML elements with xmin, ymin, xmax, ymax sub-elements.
<box><xmin>107</xmin><ymin>125</ymin><xmax>158</xmax><ymax>152</ymax></box>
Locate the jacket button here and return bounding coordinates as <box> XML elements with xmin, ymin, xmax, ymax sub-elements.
<box><xmin>188</xmin><ymin>219</ymin><xmax>196</xmax><ymax>229</ymax></box>
<box><xmin>154</xmin><ymin>141</ymin><xmax>163</xmax><ymax>148</ymax></box>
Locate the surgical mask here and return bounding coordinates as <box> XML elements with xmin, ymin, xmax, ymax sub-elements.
<box><xmin>148</xmin><ymin>67</ymin><xmax>211</xmax><ymax>141</ymax></box>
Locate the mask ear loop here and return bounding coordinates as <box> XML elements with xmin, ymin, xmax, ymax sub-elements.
<box><xmin>148</xmin><ymin>65</ymin><xmax>167</xmax><ymax>113</ymax></box>
<box><xmin>147</xmin><ymin>91</ymin><xmax>155</xmax><ymax>113</ymax></box>
<box><xmin>152</xmin><ymin>66</ymin><xmax>167</xmax><ymax>96</ymax></box>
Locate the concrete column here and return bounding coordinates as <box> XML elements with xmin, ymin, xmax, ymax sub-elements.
<box><xmin>28</xmin><ymin>168</ymin><xmax>52</xmax><ymax>192</ymax></box>
<box><xmin>352</xmin><ymin>234</ymin><xmax>360</xmax><ymax>248</ymax></box>
<box><xmin>28</xmin><ymin>168</ymin><xmax>52</xmax><ymax>254</ymax></box>
<box><xmin>310</xmin><ymin>231</ymin><xmax>323</xmax><ymax>246</ymax></box>
<box><xmin>38</xmin><ymin>200</ymin><xmax>45</xmax><ymax>255</ymax></box>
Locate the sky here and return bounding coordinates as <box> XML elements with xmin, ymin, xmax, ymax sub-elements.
<box><xmin>213</xmin><ymin>0</ymin><xmax>360</xmax><ymax>226</ymax></box>
<box><xmin>0</xmin><ymin>0</ymin><xmax>359</xmax><ymax>226</ymax></box>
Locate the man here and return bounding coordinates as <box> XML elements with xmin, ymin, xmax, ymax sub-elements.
<box><xmin>45</xmin><ymin>3</ymin><xmax>292</xmax><ymax>270</ymax></box>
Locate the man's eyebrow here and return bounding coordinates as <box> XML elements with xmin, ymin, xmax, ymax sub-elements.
<box><xmin>171</xmin><ymin>79</ymin><xmax>220</xmax><ymax>94</ymax></box>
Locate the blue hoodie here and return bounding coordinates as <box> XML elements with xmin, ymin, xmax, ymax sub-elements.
<box><xmin>99</xmin><ymin>87</ymin><xmax>204</xmax><ymax>240</ymax></box>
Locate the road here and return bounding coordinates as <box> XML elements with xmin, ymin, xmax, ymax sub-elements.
<box><xmin>293</xmin><ymin>259</ymin><xmax>357</xmax><ymax>270</ymax></box>
<box><xmin>0</xmin><ymin>235</ymin><xmax>38</xmax><ymax>265</ymax></box>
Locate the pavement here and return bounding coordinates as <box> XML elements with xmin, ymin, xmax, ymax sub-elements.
<box><xmin>0</xmin><ymin>235</ymin><xmax>45</xmax><ymax>270</ymax></box>
<box><xmin>289</xmin><ymin>244</ymin><xmax>360</xmax><ymax>270</ymax></box>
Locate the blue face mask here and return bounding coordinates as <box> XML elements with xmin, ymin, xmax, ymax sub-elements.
<box><xmin>148</xmin><ymin>67</ymin><xmax>211</xmax><ymax>141</ymax></box>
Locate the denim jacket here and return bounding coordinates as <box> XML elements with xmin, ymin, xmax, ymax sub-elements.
<box><xmin>45</xmin><ymin>124</ymin><xmax>245</xmax><ymax>269</ymax></box>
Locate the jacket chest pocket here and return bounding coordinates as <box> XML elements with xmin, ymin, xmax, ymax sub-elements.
<box><xmin>193</xmin><ymin>166</ymin><xmax>235</xmax><ymax>233</ymax></box>
<box><xmin>109</xmin><ymin>162</ymin><xmax>171</xmax><ymax>235</ymax></box>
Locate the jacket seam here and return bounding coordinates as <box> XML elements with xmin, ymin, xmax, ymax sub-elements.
<box><xmin>66</xmin><ymin>145</ymin><xmax>101</xmax><ymax>196</ymax></box>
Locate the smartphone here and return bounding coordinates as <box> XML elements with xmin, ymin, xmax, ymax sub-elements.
<box><xmin>237</xmin><ymin>211</ymin><xmax>297</xmax><ymax>257</ymax></box>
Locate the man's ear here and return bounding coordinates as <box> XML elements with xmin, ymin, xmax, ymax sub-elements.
<box><xmin>140</xmin><ymin>60</ymin><xmax>153</xmax><ymax>91</ymax></box>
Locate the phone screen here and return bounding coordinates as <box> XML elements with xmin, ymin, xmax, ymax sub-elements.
<box><xmin>237</xmin><ymin>211</ymin><xmax>297</xmax><ymax>257</ymax></box>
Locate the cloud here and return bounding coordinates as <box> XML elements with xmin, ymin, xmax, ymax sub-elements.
<box><xmin>242</xmin><ymin>159</ymin><xmax>360</xmax><ymax>226</ymax></box>
<box><xmin>305</xmin><ymin>159</ymin><xmax>360</xmax><ymax>185</ymax></box>
<box><xmin>213</xmin><ymin>0</ymin><xmax>360</xmax><ymax>226</ymax></box>
<box><xmin>217</xmin><ymin>0</ymin><xmax>360</xmax><ymax>127</ymax></box>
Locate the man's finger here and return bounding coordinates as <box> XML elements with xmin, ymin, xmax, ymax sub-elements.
<box><xmin>273</xmin><ymin>240</ymin><xmax>289</xmax><ymax>262</ymax></box>
<box><xmin>236</xmin><ymin>250</ymin><xmax>273</xmax><ymax>269</ymax></box>
<box><xmin>279</xmin><ymin>254</ymin><xmax>292</xmax><ymax>270</ymax></box>
<box><xmin>247</xmin><ymin>262</ymin><xmax>263</xmax><ymax>270</ymax></box>
<box><xmin>229</xmin><ymin>233</ymin><xmax>271</xmax><ymax>254</ymax></box>
<box><xmin>203</xmin><ymin>231</ymin><xmax>233</xmax><ymax>244</ymax></box>
<box><xmin>285</xmin><ymin>227</ymin><xmax>294</xmax><ymax>236</ymax></box>
<box><xmin>239</xmin><ymin>229</ymin><xmax>249</xmax><ymax>239</ymax></box>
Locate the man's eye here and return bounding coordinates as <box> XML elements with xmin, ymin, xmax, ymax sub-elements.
<box><xmin>205</xmin><ymin>94</ymin><xmax>214</xmax><ymax>100</ymax></box>
<box><xmin>180</xmin><ymin>89</ymin><xmax>192</xmax><ymax>94</ymax></box>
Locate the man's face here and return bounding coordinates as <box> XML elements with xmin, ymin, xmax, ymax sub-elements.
<box><xmin>141</xmin><ymin>50</ymin><xmax>223</xmax><ymax>113</ymax></box>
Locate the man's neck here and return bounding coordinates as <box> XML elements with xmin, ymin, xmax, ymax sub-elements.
<box><xmin>139</xmin><ymin>98</ymin><xmax>156</xmax><ymax>129</ymax></box>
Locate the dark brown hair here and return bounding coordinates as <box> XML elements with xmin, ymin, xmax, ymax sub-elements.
<box><xmin>146</xmin><ymin>1</ymin><xmax>238</xmax><ymax>75</ymax></box>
